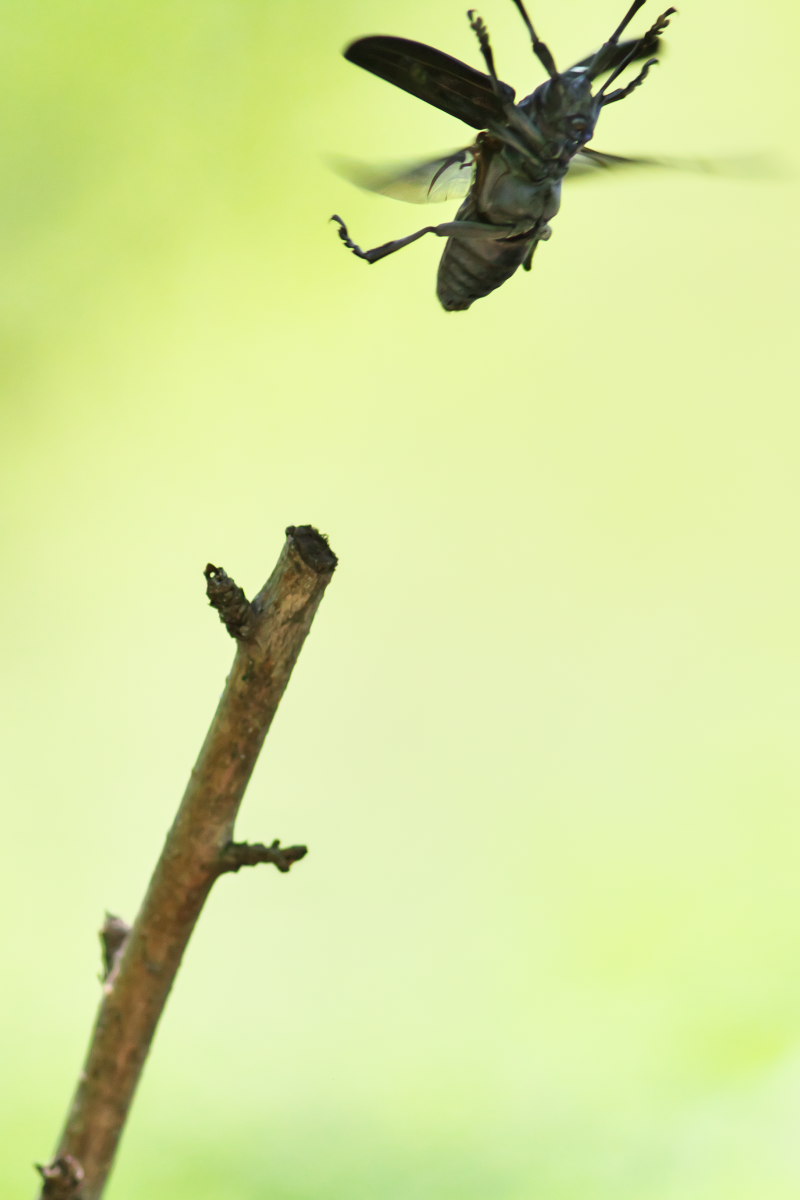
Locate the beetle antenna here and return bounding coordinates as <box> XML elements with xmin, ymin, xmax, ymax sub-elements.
<box><xmin>508</xmin><ymin>0</ymin><xmax>558</xmax><ymax>78</ymax></box>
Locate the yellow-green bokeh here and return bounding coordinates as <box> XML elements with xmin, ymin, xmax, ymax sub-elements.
<box><xmin>2</xmin><ymin>1</ymin><xmax>799</xmax><ymax>1196</ymax></box>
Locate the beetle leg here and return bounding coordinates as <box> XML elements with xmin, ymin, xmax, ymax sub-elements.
<box><xmin>597</xmin><ymin>8</ymin><xmax>674</xmax><ymax>102</ymax></box>
<box><xmin>467</xmin><ymin>11</ymin><xmax>502</xmax><ymax>93</ymax></box>
<box><xmin>601</xmin><ymin>56</ymin><xmax>658</xmax><ymax>105</ymax></box>
<box><xmin>606</xmin><ymin>0</ymin><xmax>649</xmax><ymax>47</ymax></box>
<box><xmin>331</xmin><ymin>214</ymin><xmax>530</xmax><ymax>264</ymax></box>
<box><xmin>467</xmin><ymin>10</ymin><xmax>549</xmax><ymax>157</ymax></box>
<box><xmin>521</xmin><ymin>221</ymin><xmax>552</xmax><ymax>271</ymax></box>
<box><xmin>508</xmin><ymin>0</ymin><xmax>558</xmax><ymax>79</ymax></box>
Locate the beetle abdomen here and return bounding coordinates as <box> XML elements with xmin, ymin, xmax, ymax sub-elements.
<box><xmin>437</xmin><ymin>235</ymin><xmax>533</xmax><ymax>311</ymax></box>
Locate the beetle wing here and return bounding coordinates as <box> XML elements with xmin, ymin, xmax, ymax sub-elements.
<box><xmin>569</xmin><ymin>147</ymin><xmax>659</xmax><ymax>176</ymax></box>
<box><xmin>335</xmin><ymin>144</ymin><xmax>762</xmax><ymax>209</ymax></box>
<box><xmin>333</xmin><ymin>148</ymin><xmax>476</xmax><ymax>204</ymax></box>
<box><xmin>337</xmin><ymin>147</ymin><xmax>661</xmax><ymax>203</ymax></box>
<box><xmin>570</xmin><ymin>148</ymin><xmax>774</xmax><ymax>179</ymax></box>
<box><xmin>344</xmin><ymin>36</ymin><xmax>515</xmax><ymax>130</ymax></box>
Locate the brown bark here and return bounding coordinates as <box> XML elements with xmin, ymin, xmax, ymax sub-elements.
<box><xmin>36</xmin><ymin>525</ymin><xmax>337</xmax><ymax>1200</ymax></box>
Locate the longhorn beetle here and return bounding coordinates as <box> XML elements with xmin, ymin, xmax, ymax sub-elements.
<box><xmin>332</xmin><ymin>0</ymin><xmax>676</xmax><ymax>310</ymax></box>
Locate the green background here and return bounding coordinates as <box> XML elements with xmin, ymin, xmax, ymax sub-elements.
<box><xmin>3</xmin><ymin>1</ymin><xmax>799</xmax><ymax>1196</ymax></box>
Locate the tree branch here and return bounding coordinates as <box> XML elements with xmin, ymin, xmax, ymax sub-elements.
<box><xmin>36</xmin><ymin>525</ymin><xmax>337</xmax><ymax>1200</ymax></box>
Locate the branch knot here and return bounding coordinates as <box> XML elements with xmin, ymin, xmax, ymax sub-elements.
<box><xmin>100</xmin><ymin>912</ymin><xmax>131</xmax><ymax>982</ymax></box>
<box><xmin>218</xmin><ymin>839</ymin><xmax>308</xmax><ymax>875</ymax></box>
<box><xmin>36</xmin><ymin>1155</ymin><xmax>85</xmax><ymax>1200</ymax></box>
<box><xmin>205</xmin><ymin>564</ymin><xmax>254</xmax><ymax>640</ymax></box>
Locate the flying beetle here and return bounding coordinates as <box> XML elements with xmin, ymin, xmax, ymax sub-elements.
<box><xmin>332</xmin><ymin>0</ymin><xmax>676</xmax><ymax>311</ymax></box>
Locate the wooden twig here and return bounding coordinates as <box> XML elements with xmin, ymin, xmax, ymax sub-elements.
<box><xmin>35</xmin><ymin>525</ymin><xmax>337</xmax><ymax>1200</ymax></box>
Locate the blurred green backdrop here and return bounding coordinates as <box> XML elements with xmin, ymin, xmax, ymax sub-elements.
<box><xmin>2</xmin><ymin>0</ymin><xmax>799</xmax><ymax>1196</ymax></box>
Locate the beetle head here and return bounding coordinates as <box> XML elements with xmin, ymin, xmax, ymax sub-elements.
<box><xmin>523</xmin><ymin>70</ymin><xmax>601</xmax><ymax>155</ymax></box>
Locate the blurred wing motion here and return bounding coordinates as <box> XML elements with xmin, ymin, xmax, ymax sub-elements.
<box><xmin>335</xmin><ymin>146</ymin><xmax>775</xmax><ymax>206</ymax></box>
<box><xmin>569</xmin><ymin>147</ymin><xmax>780</xmax><ymax>178</ymax></box>
<box><xmin>334</xmin><ymin>147</ymin><xmax>660</xmax><ymax>205</ymax></box>
<box><xmin>332</xmin><ymin>149</ymin><xmax>476</xmax><ymax>204</ymax></box>
<box><xmin>568</xmin><ymin>147</ymin><xmax>661</xmax><ymax>176</ymax></box>
<box><xmin>344</xmin><ymin>36</ymin><xmax>513</xmax><ymax>129</ymax></box>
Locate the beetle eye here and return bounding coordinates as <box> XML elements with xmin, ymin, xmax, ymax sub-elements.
<box><xmin>569</xmin><ymin>115</ymin><xmax>588</xmax><ymax>133</ymax></box>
